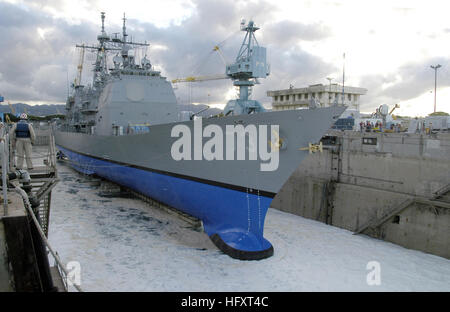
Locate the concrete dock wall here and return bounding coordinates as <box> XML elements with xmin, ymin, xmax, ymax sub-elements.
<box><xmin>0</xmin><ymin>220</ymin><xmax>13</xmax><ymax>291</ymax></box>
<box><xmin>272</xmin><ymin>131</ymin><xmax>450</xmax><ymax>259</ymax></box>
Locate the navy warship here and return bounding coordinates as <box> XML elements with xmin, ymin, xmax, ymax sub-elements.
<box><xmin>55</xmin><ymin>13</ymin><xmax>345</xmax><ymax>260</ymax></box>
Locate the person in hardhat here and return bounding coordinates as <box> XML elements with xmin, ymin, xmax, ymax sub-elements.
<box><xmin>11</xmin><ymin>113</ymin><xmax>36</xmax><ymax>170</ymax></box>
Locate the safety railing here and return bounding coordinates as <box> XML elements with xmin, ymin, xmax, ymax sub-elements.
<box><xmin>15</xmin><ymin>186</ymin><xmax>82</xmax><ymax>292</ymax></box>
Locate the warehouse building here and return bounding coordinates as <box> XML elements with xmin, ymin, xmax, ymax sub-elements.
<box><xmin>267</xmin><ymin>83</ymin><xmax>367</xmax><ymax>111</ymax></box>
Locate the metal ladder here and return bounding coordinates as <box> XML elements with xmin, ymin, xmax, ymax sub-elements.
<box><xmin>354</xmin><ymin>183</ymin><xmax>450</xmax><ymax>235</ymax></box>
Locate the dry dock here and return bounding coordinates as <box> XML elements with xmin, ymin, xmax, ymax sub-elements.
<box><xmin>48</xmin><ymin>160</ymin><xmax>450</xmax><ymax>291</ymax></box>
<box><xmin>272</xmin><ymin>130</ymin><xmax>450</xmax><ymax>259</ymax></box>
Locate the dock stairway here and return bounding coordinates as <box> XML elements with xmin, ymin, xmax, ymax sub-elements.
<box><xmin>21</xmin><ymin>131</ymin><xmax>59</xmax><ymax>237</ymax></box>
<box><xmin>354</xmin><ymin>182</ymin><xmax>450</xmax><ymax>235</ymax></box>
<box><xmin>1</xmin><ymin>127</ymin><xmax>81</xmax><ymax>292</ymax></box>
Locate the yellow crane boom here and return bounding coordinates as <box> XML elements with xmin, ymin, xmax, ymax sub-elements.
<box><xmin>389</xmin><ymin>103</ymin><xmax>400</xmax><ymax>115</ymax></box>
<box><xmin>171</xmin><ymin>44</ymin><xmax>230</xmax><ymax>85</ymax></box>
<box><xmin>213</xmin><ymin>45</ymin><xmax>227</xmax><ymax>65</ymax></box>
<box><xmin>171</xmin><ymin>74</ymin><xmax>228</xmax><ymax>84</ymax></box>
<box><xmin>8</xmin><ymin>101</ymin><xmax>15</xmax><ymax>115</ymax></box>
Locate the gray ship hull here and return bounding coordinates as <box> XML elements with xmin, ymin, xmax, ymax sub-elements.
<box><xmin>55</xmin><ymin>107</ymin><xmax>344</xmax><ymax>260</ymax></box>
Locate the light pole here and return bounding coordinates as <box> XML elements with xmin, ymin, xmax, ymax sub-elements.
<box><xmin>430</xmin><ymin>64</ymin><xmax>441</xmax><ymax>113</ymax></box>
<box><xmin>326</xmin><ymin>77</ymin><xmax>333</xmax><ymax>106</ymax></box>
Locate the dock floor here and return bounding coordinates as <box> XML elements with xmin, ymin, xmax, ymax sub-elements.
<box><xmin>47</xmin><ymin>160</ymin><xmax>450</xmax><ymax>291</ymax></box>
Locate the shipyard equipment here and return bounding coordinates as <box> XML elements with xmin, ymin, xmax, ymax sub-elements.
<box><xmin>171</xmin><ymin>19</ymin><xmax>270</xmax><ymax>116</ymax></box>
<box><xmin>223</xmin><ymin>20</ymin><xmax>270</xmax><ymax>115</ymax></box>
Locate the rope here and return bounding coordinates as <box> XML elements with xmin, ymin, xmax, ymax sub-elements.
<box><xmin>14</xmin><ymin>186</ymin><xmax>83</xmax><ymax>292</ymax></box>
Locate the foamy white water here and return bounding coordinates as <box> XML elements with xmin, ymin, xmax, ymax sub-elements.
<box><xmin>47</xmin><ymin>162</ymin><xmax>450</xmax><ymax>292</ymax></box>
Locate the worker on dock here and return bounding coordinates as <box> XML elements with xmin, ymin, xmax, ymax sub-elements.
<box><xmin>11</xmin><ymin>113</ymin><xmax>36</xmax><ymax>170</ymax></box>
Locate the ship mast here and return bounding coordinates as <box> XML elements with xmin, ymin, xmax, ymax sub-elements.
<box><xmin>122</xmin><ymin>13</ymin><xmax>128</xmax><ymax>42</ymax></box>
<box><xmin>75</xmin><ymin>12</ymin><xmax>150</xmax><ymax>91</ymax></box>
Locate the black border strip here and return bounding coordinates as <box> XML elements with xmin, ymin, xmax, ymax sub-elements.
<box><xmin>57</xmin><ymin>144</ymin><xmax>276</xmax><ymax>198</ymax></box>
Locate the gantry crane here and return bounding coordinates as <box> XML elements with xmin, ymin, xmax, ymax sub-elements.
<box><xmin>172</xmin><ymin>19</ymin><xmax>270</xmax><ymax>115</ymax></box>
<box><xmin>223</xmin><ymin>19</ymin><xmax>270</xmax><ymax>115</ymax></box>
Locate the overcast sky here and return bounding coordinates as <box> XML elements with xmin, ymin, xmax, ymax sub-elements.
<box><xmin>1</xmin><ymin>0</ymin><xmax>450</xmax><ymax>116</ymax></box>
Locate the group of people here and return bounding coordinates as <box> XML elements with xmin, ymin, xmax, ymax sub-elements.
<box><xmin>414</xmin><ymin>121</ymin><xmax>434</xmax><ymax>134</ymax></box>
<box><xmin>1</xmin><ymin>113</ymin><xmax>36</xmax><ymax>170</ymax></box>
<box><xmin>359</xmin><ymin>121</ymin><xmax>382</xmax><ymax>132</ymax></box>
<box><xmin>359</xmin><ymin>120</ymin><xmax>401</xmax><ymax>133</ymax></box>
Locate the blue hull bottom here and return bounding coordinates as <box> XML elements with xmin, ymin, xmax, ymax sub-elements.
<box><xmin>58</xmin><ymin>146</ymin><xmax>274</xmax><ymax>260</ymax></box>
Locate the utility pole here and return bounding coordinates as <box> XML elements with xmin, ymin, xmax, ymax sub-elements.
<box><xmin>326</xmin><ymin>77</ymin><xmax>333</xmax><ymax>106</ymax></box>
<box><xmin>430</xmin><ymin>64</ymin><xmax>441</xmax><ymax>113</ymax></box>
<box><xmin>342</xmin><ymin>53</ymin><xmax>346</xmax><ymax>106</ymax></box>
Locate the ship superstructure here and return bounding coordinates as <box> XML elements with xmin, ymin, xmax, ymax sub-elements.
<box><xmin>65</xmin><ymin>13</ymin><xmax>177</xmax><ymax>136</ymax></box>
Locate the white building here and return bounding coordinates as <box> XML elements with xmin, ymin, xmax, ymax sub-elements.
<box><xmin>267</xmin><ymin>83</ymin><xmax>367</xmax><ymax>111</ymax></box>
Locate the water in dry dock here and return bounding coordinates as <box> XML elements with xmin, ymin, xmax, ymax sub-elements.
<box><xmin>48</xmin><ymin>159</ymin><xmax>450</xmax><ymax>291</ymax></box>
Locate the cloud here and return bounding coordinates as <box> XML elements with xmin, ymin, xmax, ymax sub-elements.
<box><xmin>262</xmin><ymin>20</ymin><xmax>331</xmax><ymax>47</ymax></box>
<box><xmin>126</xmin><ymin>0</ymin><xmax>335</xmax><ymax>106</ymax></box>
<box><xmin>0</xmin><ymin>1</ymin><xmax>99</xmax><ymax>102</ymax></box>
<box><xmin>358</xmin><ymin>57</ymin><xmax>450</xmax><ymax>111</ymax></box>
<box><xmin>0</xmin><ymin>0</ymin><xmax>340</xmax><ymax>108</ymax></box>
